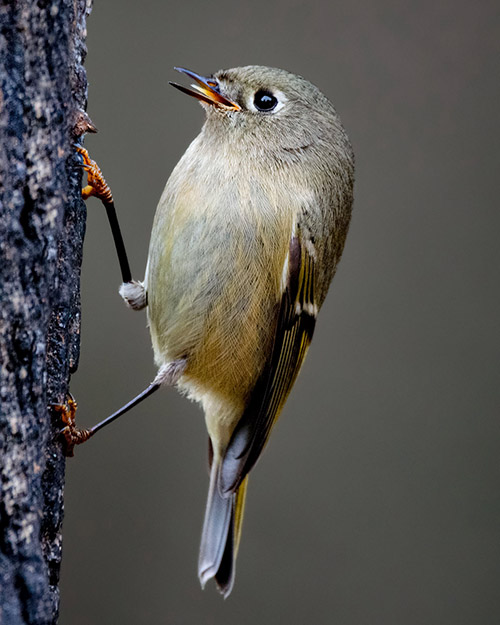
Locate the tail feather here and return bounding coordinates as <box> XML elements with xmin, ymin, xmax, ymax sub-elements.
<box><xmin>232</xmin><ymin>475</ymin><xmax>248</xmax><ymax>556</ymax></box>
<box><xmin>198</xmin><ymin>460</ymin><xmax>248</xmax><ymax>598</ymax></box>
<box><xmin>214</xmin><ymin>475</ymin><xmax>248</xmax><ymax>597</ymax></box>
<box><xmin>198</xmin><ymin>461</ymin><xmax>232</xmax><ymax>588</ymax></box>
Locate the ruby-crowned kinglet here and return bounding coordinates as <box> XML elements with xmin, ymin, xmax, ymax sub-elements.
<box><xmin>120</xmin><ymin>65</ymin><xmax>354</xmax><ymax>597</ymax></box>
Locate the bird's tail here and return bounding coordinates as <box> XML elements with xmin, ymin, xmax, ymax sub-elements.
<box><xmin>198</xmin><ymin>459</ymin><xmax>248</xmax><ymax>598</ymax></box>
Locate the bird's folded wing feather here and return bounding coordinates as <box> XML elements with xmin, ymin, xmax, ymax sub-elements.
<box><xmin>220</xmin><ymin>224</ymin><xmax>317</xmax><ymax>494</ymax></box>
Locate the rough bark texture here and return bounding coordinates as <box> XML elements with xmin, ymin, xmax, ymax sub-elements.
<box><xmin>0</xmin><ymin>1</ymin><xmax>92</xmax><ymax>623</ymax></box>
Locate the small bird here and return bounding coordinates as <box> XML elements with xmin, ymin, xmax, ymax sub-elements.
<box><xmin>73</xmin><ymin>65</ymin><xmax>354</xmax><ymax>598</ymax></box>
<box><xmin>144</xmin><ymin>66</ymin><xmax>354</xmax><ymax>596</ymax></box>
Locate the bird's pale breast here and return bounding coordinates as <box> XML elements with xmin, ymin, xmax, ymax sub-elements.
<box><xmin>146</xmin><ymin>144</ymin><xmax>294</xmax><ymax>404</ymax></box>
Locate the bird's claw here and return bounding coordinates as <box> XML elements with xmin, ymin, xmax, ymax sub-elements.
<box><xmin>75</xmin><ymin>145</ymin><xmax>114</xmax><ymax>204</ymax></box>
<box><xmin>51</xmin><ymin>393</ymin><xmax>93</xmax><ymax>457</ymax></box>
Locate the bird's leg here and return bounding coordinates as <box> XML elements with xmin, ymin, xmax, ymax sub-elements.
<box><xmin>53</xmin><ymin>385</ymin><xmax>159</xmax><ymax>457</ymax></box>
<box><xmin>76</xmin><ymin>145</ymin><xmax>146</xmax><ymax>309</ymax></box>
<box><xmin>54</xmin><ymin>360</ymin><xmax>186</xmax><ymax>456</ymax></box>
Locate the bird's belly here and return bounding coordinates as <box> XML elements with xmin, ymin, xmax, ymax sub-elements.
<box><xmin>146</xmin><ymin>210</ymin><xmax>284</xmax><ymax>402</ymax></box>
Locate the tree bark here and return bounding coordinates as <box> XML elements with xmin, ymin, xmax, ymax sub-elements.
<box><xmin>0</xmin><ymin>1</ymin><xmax>92</xmax><ymax>623</ymax></box>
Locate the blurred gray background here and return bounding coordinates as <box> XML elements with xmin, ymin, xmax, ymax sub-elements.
<box><xmin>60</xmin><ymin>1</ymin><xmax>500</xmax><ymax>623</ymax></box>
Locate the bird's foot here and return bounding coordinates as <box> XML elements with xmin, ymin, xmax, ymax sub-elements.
<box><xmin>52</xmin><ymin>394</ymin><xmax>94</xmax><ymax>457</ymax></box>
<box><xmin>76</xmin><ymin>145</ymin><xmax>114</xmax><ymax>204</ymax></box>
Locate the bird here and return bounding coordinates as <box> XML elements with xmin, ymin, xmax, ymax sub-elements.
<box><xmin>73</xmin><ymin>65</ymin><xmax>354</xmax><ymax>598</ymax></box>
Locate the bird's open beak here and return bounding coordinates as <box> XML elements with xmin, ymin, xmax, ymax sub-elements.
<box><xmin>169</xmin><ymin>67</ymin><xmax>240</xmax><ymax>111</ymax></box>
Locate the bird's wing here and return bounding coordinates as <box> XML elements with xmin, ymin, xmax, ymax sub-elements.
<box><xmin>219</xmin><ymin>223</ymin><xmax>317</xmax><ymax>494</ymax></box>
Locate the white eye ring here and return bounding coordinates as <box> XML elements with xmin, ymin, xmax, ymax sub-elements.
<box><xmin>247</xmin><ymin>89</ymin><xmax>287</xmax><ymax>113</ymax></box>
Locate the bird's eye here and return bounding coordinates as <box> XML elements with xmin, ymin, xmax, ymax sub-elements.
<box><xmin>253</xmin><ymin>90</ymin><xmax>278</xmax><ymax>112</ymax></box>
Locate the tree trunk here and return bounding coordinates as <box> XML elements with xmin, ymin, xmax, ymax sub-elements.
<box><xmin>0</xmin><ymin>1</ymin><xmax>92</xmax><ymax>623</ymax></box>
